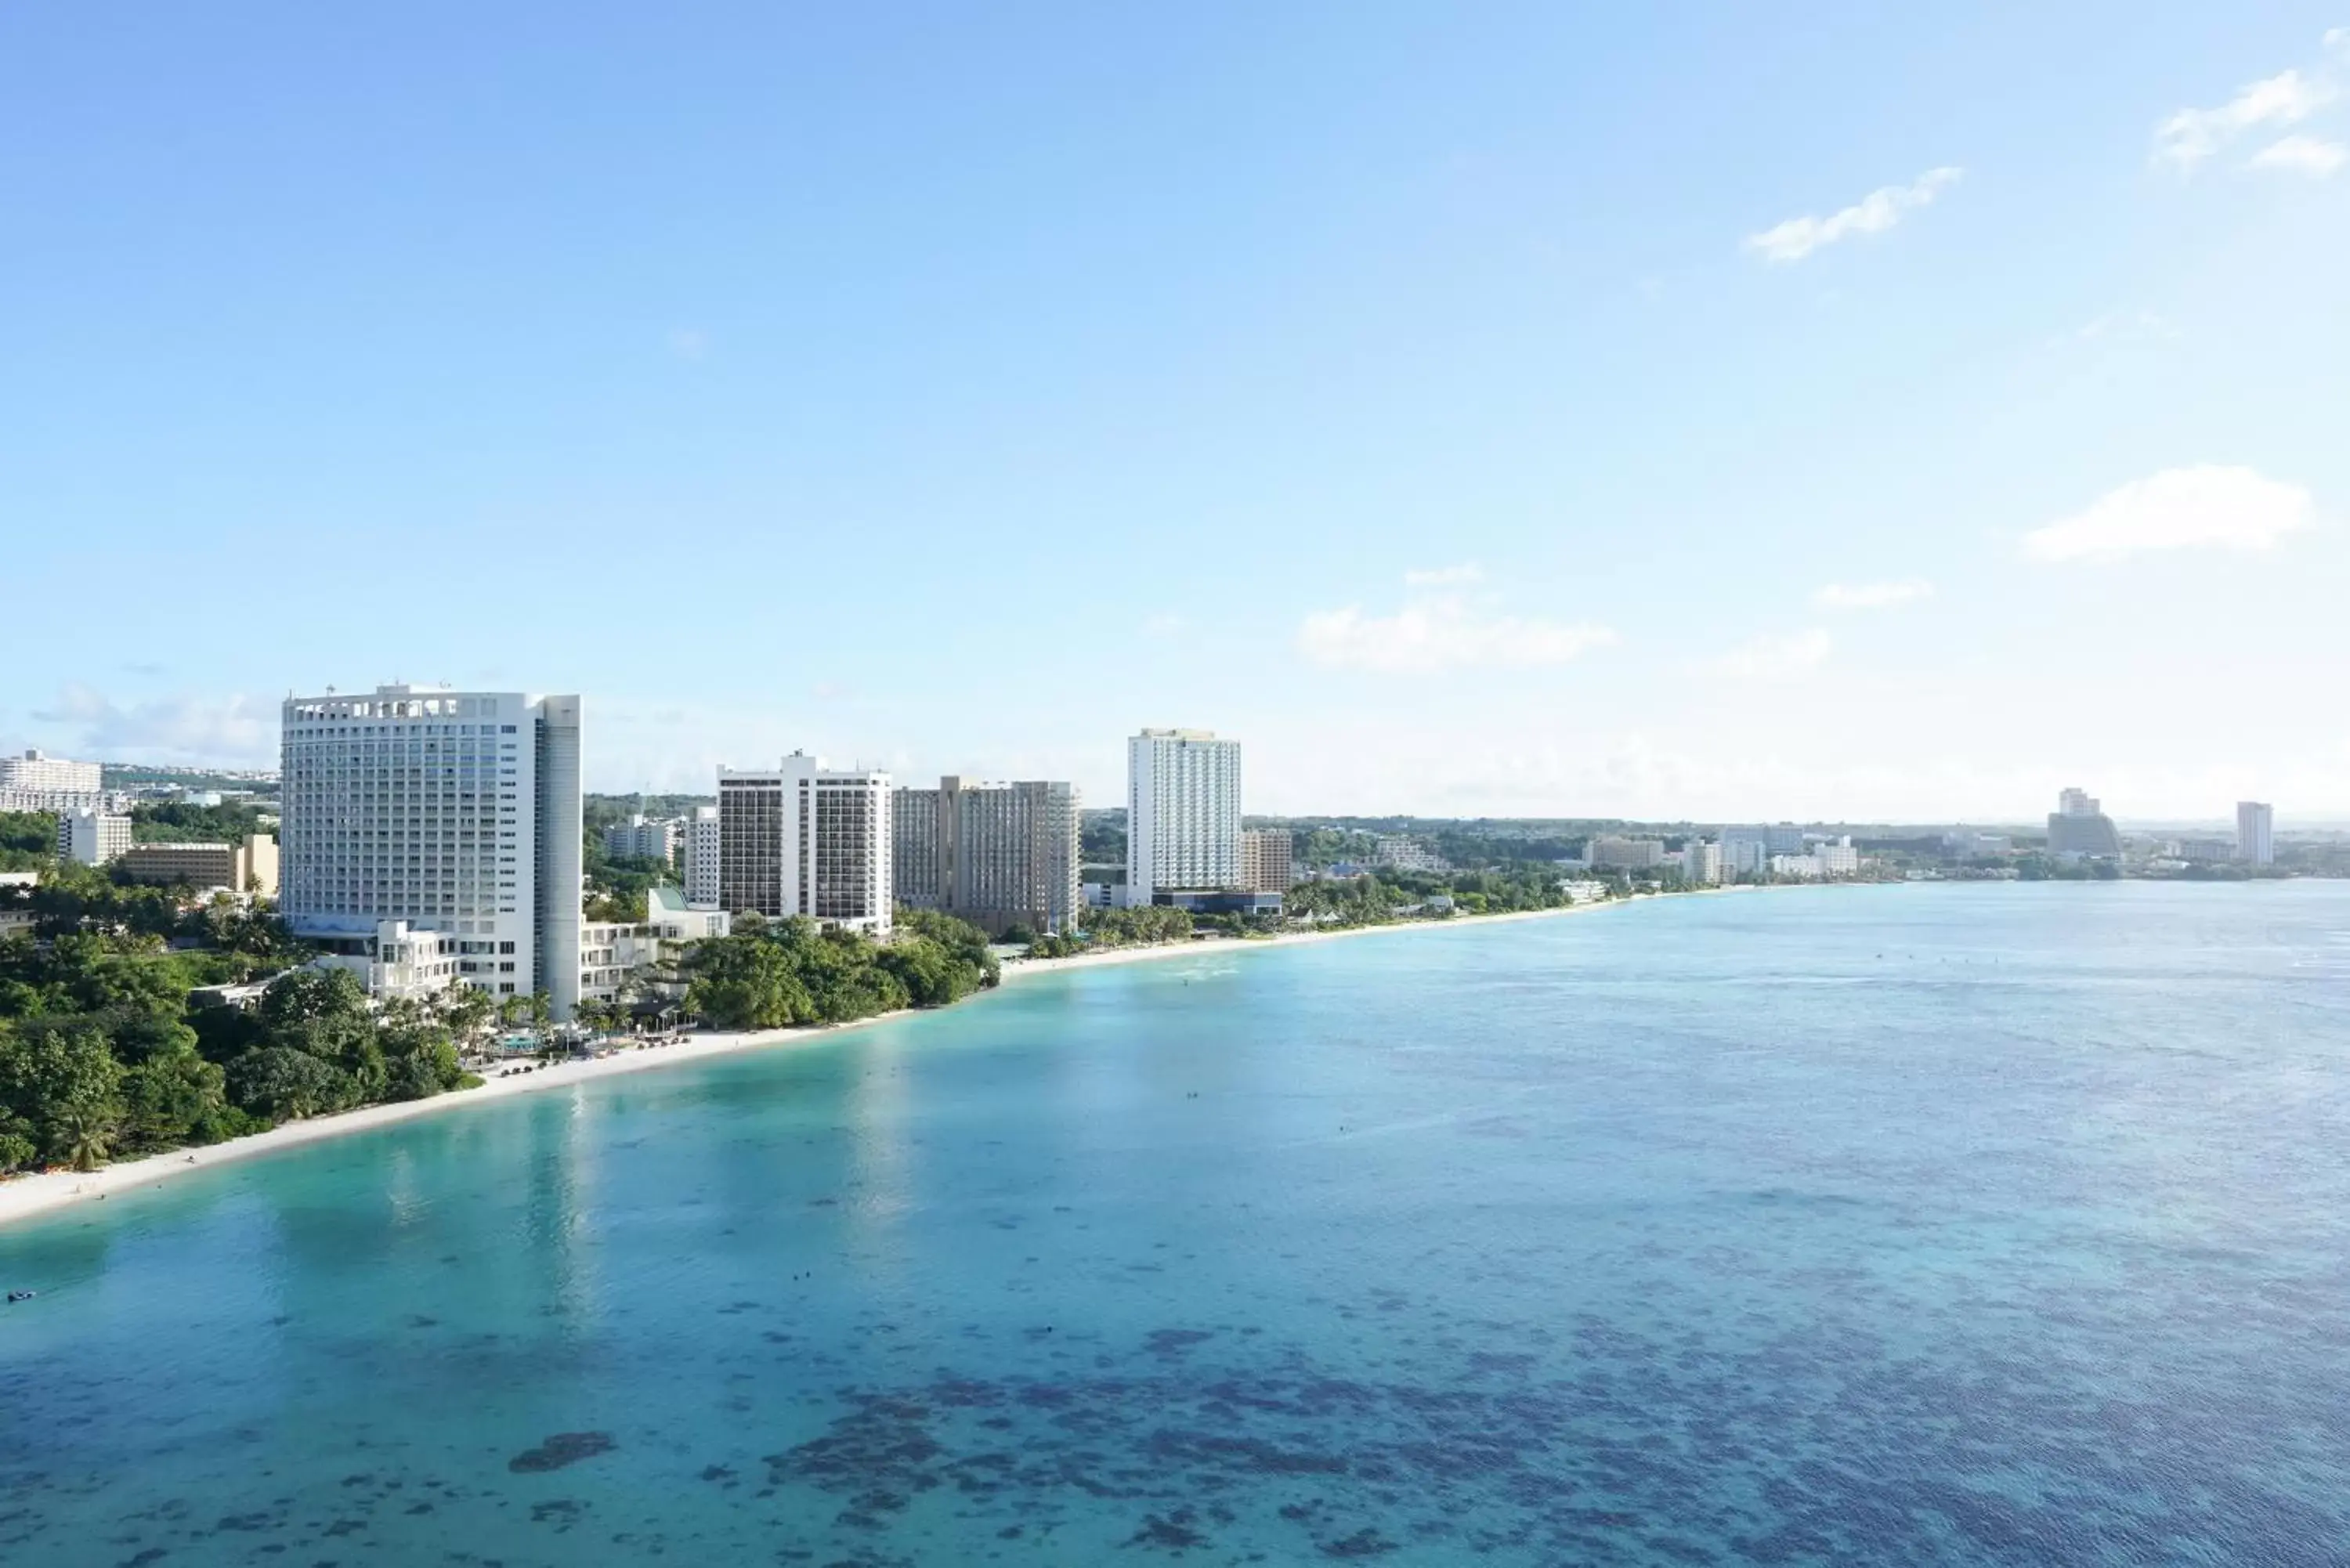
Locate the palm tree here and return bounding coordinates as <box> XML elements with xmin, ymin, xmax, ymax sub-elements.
<box><xmin>56</xmin><ymin>1108</ymin><xmax>116</xmax><ymax>1174</ymax></box>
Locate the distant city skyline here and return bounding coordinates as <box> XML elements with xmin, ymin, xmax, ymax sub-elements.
<box><xmin>4</xmin><ymin>9</ymin><xmax>2345</xmax><ymax>819</ymax></box>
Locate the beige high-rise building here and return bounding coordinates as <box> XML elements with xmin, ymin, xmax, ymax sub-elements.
<box><xmin>1238</xmin><ymin>829</ymin><xmax>1292</xmax><ymax>893</ymax></box>
<box><xmin>894</xmin><ymin>776</ymin><xmax>1080</xmax><ymax>935</ymax></box>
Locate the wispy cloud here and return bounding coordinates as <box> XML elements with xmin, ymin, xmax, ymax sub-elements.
<box><xmin>31</xmin><ymin>684</ymin><xmax>275</xmax><ymax>764</ymax></box>
<box><xmin>1743</xmin><ymin>167</ymin><xmax>1963</xmax><ymax>264</ymax></box>
<box><xmin>1297</xmin><ymin>572</ymin><xmax>1614</xmax><ymax>674</ymax></box>
<box><xmin>1142</xmin><ymin>612</ymin><xmax>1187</xmax><ymax>638</ymax></box>
<box><xmin>2073</xmin><ymin>308</ymin><xmax>2182</xmax><ymax>345</ymax></box>
<box><xmin>2248</xmin><ymin>132</ymin><xmax>2348</xmax><ymax>176</ymax></box>
<box><xmin>2023</xmin><ymin>465</ymin><xmax>2316</xmax><ymax>563</ymax></box>
<box><xmin>1813</xmin><ymin>579</ymin><xmax>1933</xmax><ymax>611</ymax></box>
<box><xmin>2153</xmin><ymin>32</ymin><xmax>2348</xmax><ymax>171</ymax></box>
<box><xmin>1703</xmin><ymin>628</ymin><xmax>1833</xmax><ymax>680</ymax></box>
<box><xmin>665</xmin><ymin>327</ymin><xmax>710</xmax><ymax>361</ymax></box>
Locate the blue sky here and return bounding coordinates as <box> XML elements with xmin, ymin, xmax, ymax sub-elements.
<box><xmin>4</xmin><ymin>4</ymin><xmax>2345</xmax><ymax>822</ymax></box>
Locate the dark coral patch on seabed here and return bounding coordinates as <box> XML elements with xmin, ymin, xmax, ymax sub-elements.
<box><xmin>506</xmin><ymin>1433</ymin><xmax>616</xmax><ymax>1474</ymax></box>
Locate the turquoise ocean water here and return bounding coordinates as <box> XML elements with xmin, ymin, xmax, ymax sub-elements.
<box><xmin>6</xmin><ymin>881</ymin><xmax>2350</xmax><ymax>1566</ymax></box>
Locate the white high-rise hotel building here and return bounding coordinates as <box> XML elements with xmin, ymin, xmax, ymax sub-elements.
<box><xmin>0</xmin><ymin>748</ymin><xmax>125</xmax><ymax>815</ymax></box>
<box><xmin>1126</xmin><ymin>728</ymin><xmax>1242</xmax><ymax>903</ymax></box>
<box><xmin>2237</xmin><ymin>801</ymin><xmax>2274</xmax><ymax>867</ymax></box>
<box><xmin>280</xmin><ymin>685</ymin><xmax>584</xmax><ymax>1019</ymax></box>
<box><xmin>683</xmin><ymin>804</ymin><xmax>722</xmax><ymax>909</ymax></box>
<box><xmin>717</xmin><ymin>753</ymin><xmax>893</xmax><ymax>935</ymax></box>
<box><xmin>0</xmin><ymin>749</ymin><xmax>101</xmax><ymax>794</ymax></box>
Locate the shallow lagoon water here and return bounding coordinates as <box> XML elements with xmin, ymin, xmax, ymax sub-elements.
<box><xmin>6</xmin><ymin>881</ymin><xmax>2350</xmax><ymax>1566</ymax></box>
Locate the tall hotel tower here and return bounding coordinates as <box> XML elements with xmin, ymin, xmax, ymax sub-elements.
<box><xmin>717</xmin><ymin>753</ymin><xmax>893</xmax><ymax>935</ymax></box>
<box><xmin>1126</xmin><ymin>728</ymin><xmax>1242</xmax><ymax>904</ymax></box>
<box><xmin>893</xmin><ymin>776</ymin><xmax>1081</xmax><ymax>936</ymax></box>
<box><xmin>280</xmin><ymin>685</ymin><xmax>583</xmax><ymax>1019</ymax></box>
<box><xmin>2236</xmin><ymin>800</ymin><xmax>2274</xmax><ymax>866</ymax></box>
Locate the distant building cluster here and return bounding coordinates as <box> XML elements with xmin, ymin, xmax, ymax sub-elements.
<box><xmin>1373</xmin><ymin>835</ymin><xmax>1448</xmax><ymax>873</ymax></box>
<box><xmin>0</xmin><ymin>748</ymin><xmax>130</xmax><ymax>815</ymax></box>
<box><xmin>602</xmin><ymin>813</ymin><xmax>680</xmax><ymax>863</ymax></box>
<box><xmin>12</xmin><ymin>688</ymin><xmax>2305</xmax><ymax>1028</ymax></box>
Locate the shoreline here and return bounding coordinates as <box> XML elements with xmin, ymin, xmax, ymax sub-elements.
<box><xmin>0</xmin><ymin>895</ymin><xmax>1660</xmax><ymax>1235</ymax></box>
<box><xmin>994</xmin><ymin>894</ymin><xmax>1639</xmax><ymax>979</ymax></box>
<box><xmin>0</xmin><ymin>1010</ymin><xmax>921</xmax><ymax>1234</ymax></box>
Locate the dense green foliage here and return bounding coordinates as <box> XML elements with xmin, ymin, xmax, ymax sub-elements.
<box><xmin>682</xmin><ymin>910</ymin><xmax>998</xmax><ymax>1031</ymax></box>
<box><xmin>0</xmin><ymin>810</ymin><xmax>57</xmax><ymax>872</ymax></box>
<box><xmin>128</xmin><ymin>800</ymin><xmax>275</xmax><ymax>845</ymax></box>
<box><xmin>0</xmin><ymin>869</ymin><xmax>486</xmax><ymax>1174</ymax></box>
<box><xmin>1078</xmin><ymin>811</ymin><xmax>1126</xmax><ymax>866</ymax></box>
<box><xmin>2</xmin><ymin>862</ymin><xmax>297</xmax><ymax>948</ymax></box>
<box><xmin>2013</xmin><ymin>854</ymin><xmax>2123</xmax><ymax>881</ymax></box>
<box><xmin>1024</xmin><ymin>904</ymin><xmax>1195</xmax><ymax>956</ymax></box>
<box><xmin>583</xmin><ymin>854</ymin><xmax>670</xmax><ymax>923</ymax></box>
<box><xmin>580</xmin><ymin>794</ymin><xmax>699</xmax><ymax>921</ymax></box>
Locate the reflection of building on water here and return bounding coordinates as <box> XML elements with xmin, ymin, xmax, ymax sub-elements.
<box><xmin>258</xmin><ymin>1100</ymin><xmax>605</xmax><ymax>1353</ymax></box>
<box><xmin>848</xmin><ymin>1031</ymin><xmax>916</xmax><ymax>1253</ymax></box>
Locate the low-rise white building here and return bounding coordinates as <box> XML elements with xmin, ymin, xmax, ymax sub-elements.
<box><xmin>306</xmin><ymin>920</ymin><xmax>464</xmax><ymax>1001</ymax></box>
<box><xmin>1943</xmin><ymin>830</ymin><xmax>2012</xmax><ymax>858</ymax></box>
<box><xmin>580</xmin><ymin>885</ymin><xmax>730</xmax><ymax>1006</ymax></box>
<box><xmin>1373</xmin><ymin>835</ymin><xmax>1448</xmax><ymax>873</ymax></box>
<box><xmin>1770</xmin><ymin>836</ymin><xmax>1860</xmax><ymax>880</ymax></box>
<box><xmin>1588</xmin><ymin>835</ymin><xmax>1666</xmax><ymax>870</ymax></box>
<box><xmin>59</xmin><ymin>809</ymin><xmax>133</xmax><ymax>865</ymax></box>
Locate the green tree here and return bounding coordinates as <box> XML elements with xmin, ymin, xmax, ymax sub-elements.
<box><xmin>225</xmin><ymin>1046</ymin><xmax>348</xmax><ymax>1122</ymax></box>
<box><xmin>685</xmin><ymin>933</ymin><xmax>818</xmax><ymax>1028</ymax></box>
<box><xmin>435</xmin><ymin>985</ymin><xmax>497</xmax><ymax>1053</ymax></box>
<box><xmin>121</xmin><ymin>1043</ymin><xmax>233</xmax><ymax>1151</ymax></box>
<box><xmin>378</xmin><ymin>1006</ymin><xmax>465</xmax><ymax>1101</ymax></box>
<box><xmin>0</xmin><ymin>1015</ymin><xmax>127</xmax><ymax>1171</ymax></box>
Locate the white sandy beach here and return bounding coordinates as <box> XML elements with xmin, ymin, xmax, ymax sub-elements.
<box><xmin>0</xmin><ymin>897</ymin><xmax>1644</xmax><ymax>1233</ymax></box>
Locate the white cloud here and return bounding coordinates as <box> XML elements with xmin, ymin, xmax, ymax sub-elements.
<box><xmin>1296</xmin><ymin>586</ymin><xmax>1615</xmax><ymax>674</ymax></box>
<box><xmin>31</xmin><ymin>684</ymin><xmax>275</xmax><ymax>765</ymax></box>
<box><xmin>666</xmin><ymin>327</ymin><xmax>710</xmax><ymax>361</ymax></box>
<box><xmin>2153</xmin><ymin>31</ymin><xmax>2345</xmax><ymax>172</ymax></box>
<box><xmin>1813</xmin><ymin>579</ymin><xmax>1932</xmax><ymax>611</ymax></box>
<box><xmin>2248</xmin><ymin>133</ymin><xmax>2348</xmax><ymax>175</ymax></box>
<box><xmin>1742</xmin><ymin>167</ymin><xmax>1963</xmax><ymax>263</ymax></box>
<box><xmin>2023</xmin><ymin>465</ymin><xmax>2316</xmax><ymax>563</ymax></box>
<box><xmin>1704</xmin><ymin>628</ymin><xmax>1833</xmax><ymax>680</ymax></box>
<box><xmin>1142</xmin><ymin>612</ymin><xmax>1187</xmax><ymax>638</ymax></box>
<box><xmin>2073</xmin><ymin>308</ymin><xmax>2182</xmax><ymax>344</ymax></box>
<box><xmin>1402</xmin><ymin>562</ymin><xmax>1484</xmax><ymax>588</ymax></box>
